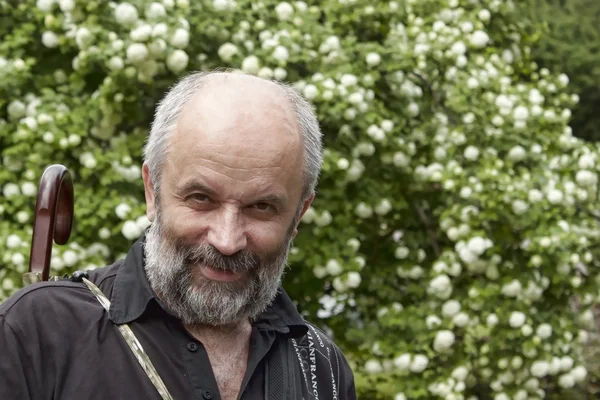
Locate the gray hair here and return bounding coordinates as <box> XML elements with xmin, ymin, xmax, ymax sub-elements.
<box><xmin>143</xmin><ymin>70</ymin><xmax>323</xmax><ymax>202</ymax></box>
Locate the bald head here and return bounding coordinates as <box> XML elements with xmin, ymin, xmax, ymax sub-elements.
<box><xmin>143</xmin><ymin>71</ymin><xmax>323</xmax><ymax>202</ymax></box>
<box><xmin>178</xmin><ymin>73</ymin><xmax>301</xmax><ymax>149</ymax></box>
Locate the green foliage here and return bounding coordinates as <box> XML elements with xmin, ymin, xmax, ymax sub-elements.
<box><xmin>520</xmin><ymin>0</ymin><xmax>600</xmax><ymax>142</ymax></box>
<box><xmin>1</xmin><ymin>0</ymin><xmax>600</xmax><ymax>399</ymax></box>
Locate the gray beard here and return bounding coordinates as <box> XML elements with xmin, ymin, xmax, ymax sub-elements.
<box><xmin>143</xmin><ymin>210</ymin><xmax>295</xmax><ymax>326</ymax></box>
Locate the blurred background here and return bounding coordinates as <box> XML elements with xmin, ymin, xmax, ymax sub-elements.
<box><xmin>1</xmin><ymin>0</ymin><xmax>600</xmax><ymax>398</ymax></box>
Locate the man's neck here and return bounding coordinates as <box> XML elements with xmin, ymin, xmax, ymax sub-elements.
<box><xmin>184</xmin><ymin>319</ymin><xmax>253</xmax><ymax>345</ymax></box>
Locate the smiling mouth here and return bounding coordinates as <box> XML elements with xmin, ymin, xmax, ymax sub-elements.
<box><xmin>198</xmin><ymin>264</ymin><xmax>245</xmax><ymax>283</ymax></box>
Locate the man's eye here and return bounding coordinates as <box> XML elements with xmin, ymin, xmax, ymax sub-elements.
<box><xmin>190</xmin><ymin>194</ymin><xmax>211</xmax><ymax>202</ymax></box>
<box><xmin>252</xmin><ymin>202</ymin><xmax>272</xmax><ymax>211</ymax></box>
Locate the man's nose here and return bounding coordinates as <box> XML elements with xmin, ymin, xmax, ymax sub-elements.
<box><xmin>206</xmin><ymin>208</ymin><xmax>247</xmax><ymax>256</ymax></box>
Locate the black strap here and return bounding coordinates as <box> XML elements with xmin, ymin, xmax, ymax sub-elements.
<box><xmin>266</xmin><ymin>336</ymin><xmax>306</xmax><ymax>400</ymax></box>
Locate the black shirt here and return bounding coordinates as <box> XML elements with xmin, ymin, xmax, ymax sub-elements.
<box><xmin>0</xmin><ymin>237</ymin><xmax>356</xmax><ymax>399</ymax></box>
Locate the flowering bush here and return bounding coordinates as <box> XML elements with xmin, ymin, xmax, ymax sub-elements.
<box><xmin>1</xmin><ymin>0</ymin><xmax>599</xmax><ymax>398</ymax></box>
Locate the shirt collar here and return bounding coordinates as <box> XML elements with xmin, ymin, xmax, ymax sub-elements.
<box><xmin>108</xmin><ymin>234</ymin><xmax>308</xmax><ymax>338</ymax></box>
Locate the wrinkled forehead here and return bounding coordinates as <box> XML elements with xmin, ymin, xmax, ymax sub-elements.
<box><xmin>162</xmin><ymin>76</ymin><xmax>305</xmax><ymax>195</ymax></box>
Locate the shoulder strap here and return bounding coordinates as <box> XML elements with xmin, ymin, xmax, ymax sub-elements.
<box><xmin>81</xmin><ymin>277</ymin><xmax>174</xmax><ymax>400</ymax></box>
<box><xmin>266</xmin><ymin>334</ymin><xmax>310</xmax><ymax>400</ymax></box>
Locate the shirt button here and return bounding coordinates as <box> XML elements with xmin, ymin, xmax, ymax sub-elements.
<box><xmin>187</xmin><ymin>342</ymin><xmax>199</xmax><ymax>352</ymax></box>
<box><xmin>202</xmin><ymin>390</ymin><xmax>213</xmax><ymax>399</ymax></box>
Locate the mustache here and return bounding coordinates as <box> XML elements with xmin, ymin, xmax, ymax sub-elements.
<box><xmin>178</xmin><ymin>242</ymin><xmax>261</xmax><ymax>273</ymax></box>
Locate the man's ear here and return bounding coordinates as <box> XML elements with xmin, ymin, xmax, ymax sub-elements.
<box><xmin>142</xmin><ymin>163</ymin><xmax>156</xmax><ymax>222</ymax></box>
<box><xmin>292</xmin><ymin>192</ymin><xmax>315</xmax><ymax>238</ymax></box>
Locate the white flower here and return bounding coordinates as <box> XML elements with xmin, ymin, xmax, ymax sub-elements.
<box><xmin>303</xmin><ymin>84</ymin><xmax>319</xmax><ymax>100</ymax></box>
<box><xmin>346</xmin><ymin>272</ymin><xmax>361</xmax><ymax>288</ymax></box>
<box><xmin>167</xmin><ymin>50</ymin><xmax>189</xmax><ymax>73</ymax></box>
<box><xmin>3</xmin><ymin>183</ymin><xmax>20</xmax><ymax>197</ymax></box>
<box><xmin>578</xmin><ymin>153</ymin><xmax>595</xmax><ymax>169</ymax></box>
<box><xmin>42</xmin><ymin>31</ymin><xmax>59</xmax><ymax>48</ymax></box>
<box><xmin>464</xmin><ymin>146</ymin><xmax>479</xmax><ymax>161</ymax></box>
<box><xmin>6</xmin><ymin>234</ymin><xmax>22</xmax><ymax>249</ymax></box>
<box><xmin>528</xmin><ymin>189</ymin><xmax>543</xmax><ymax>202</ymax></box>
<box><xmin>375</xmin><ymin>199</ymin><xmax>392</xmax><ymax>215</ymax></box>
<box><xmin>122</xmin><ymin>220</ymin><xmax>142</xmax><ymax>240</ymax></box>
<box><xmin>21</xmin><ymin>182</ymin><xmax>37</xmax><ymax>197</ymax></box>
<box><xmin>394</xmin><ymin>394</ymin><xmax>407</xmax><ymax>400</ymax></box>
<box><xmin>576</xmin><ymin>170</ymin><xmax>597</xmax><ymax>186</ymax></box>
<box><xmin>341</xmin><ymin>74</ymin><xmax>358</xmax><ymax>86</ymax></box>
<box><xmin>507</xmin><ymin>145</ymin><xmax>526</xmax><ymax>162</ymax></box>
<box><xmin>16</xmin><ymin>211</ymin><xmax>29</xmax><ymax>223</ymax></box>
<box><xmin>513</xmin><ymin>105</ymin><xmax>529</xmax><ymax>121</ymax></box>
<box><xmin>213</xmin><ymin>0</ymin><xmax>228</xmax><ymax>10</ymax></box>
<box><xmin>241</xmin><ymin>55</ymin><xmax>260</xmax><ymax>74</ymax></box>
<box><xmin>478</xmin><ymin>9</ymin><xmax>491</xmax><ymax>21</ymax></box>
<box><xmin>407</xmin><ymin>103</ymin><xmax>420</xmax><ymax>116</ymax></box>
<box><xmin>169</xmin><ymin>28</ymin><xmax>189</xmax><ymax>48</ymax></box>
<box><xmin>448</xmin><ymin>367</ymin><xmax>468</xmax><ymax>384</ymax></box>
<box><xmin>326</xmin><ymin>259</ymin><xmax>343</xmax><ymax>276</ymax></box>
<box><xmin>115</xmin><ymin>2</ymin><xmax>139</xmax><ymax>26</ymax></box>
<box><xmin>75</xmin><ymin>28</ymin><xmax>94</xmax><ymax>50</ymax></box>
<box><xmin>395</xmin><ymin>246</ymin><xmax>409</xmax><ymax>259</ymax></box>
<box><xmin>442</xmin><ymin>300</ymin><xmax>461</xmax><ymax>317</ymax></box>
<box><xmin>530</xmin><ymin>361</ymin><xmax>550</xmax><ymax>377</ymax></box>
<box><xmin>547</xmin><ymin>189</ymin><xmax>563</xmax><ymax>204</ymax></box>
<box><xmin>512</xmin><ymin>200</ymin><xmax>528</xmax><ymax>215</ymax></box>
<box><xmin>99</xmin><ymin>227</ymin><xmax>111</xmax><ymax>239</ymax></box>
<box><xmin>426</xmin><ymin>315</ymin><xmax>442</xmax><ymax>329</ymax></box>
<box><xmin>149</xmin><ymin>24</ymin><xmax>168</xmax><ymax>39</ymax></box>
<box><xmin>7</xmin><ymin>100</ymin><xmax>26</xmax><ymax>119</ymax></box>
<box><xmin>126</xmin><ymin>43</ymin><xmax>148</xmax><ymax>63</ymax></box>
<box><xmin>364</xmin><ymin>359</ymin><xmax>383</xmax><ymax>374</ymax></box>
<box><xmin>393</xmin><ymin>152</ymin><xmax>410</xmax><ymax>167</ymax></box>
<box><xmin>453</xmin><ymin>312</ymin><xmax>470</xmax><ymax>327</ymax></box>
<box><xmin>218</xmin><ymin>43</ymin><xmax>238</xmax><ymax>62</ymax></box>
<box><xmin>469</xmin><ymin>30</ymin><xmax>490</xmax><ymax>48</ymax></box>
<box><xmin>509</xmin><ymin>311</ymin><xmax>526</xmax><ymax>328</ymax></box>
<box><xmin>129</xmin><ymin>24</ymin><xmax>151</xmax><ymax>42</ymax></box>
<box><xmin>275</xmin><ymin>2</ymin><xmax>294</xmax><ymax>20</ymax></box>
<box><xmin>536</xmin><ymin>323</ymin><xmax>552</xmax><ymax>339</ymax></box>
<box><xmin>36</xmin><ymin>0</ymin><xmax>55</xmax><ymax>11</ymax></box>
<box><xmin>366</xmin><ymin>52</ymin><xmax>381</xmax><ymax>66</ymax></box>
<box><xmin>558</xmin><ymin>374</ymin><xmax>575</xmax><ymax>389</ymax></box>
<box><xmin>315</xmin><ymin>210</ymin><xmax>332</xmax><ymax>227</ymax></box>
<box><xmin>393</xmin><ymin>353</ymin><xmax>411</xmax><ymax>370</ymax></box>
<box><xmin>136</xmin><ymin>215</ymin><xmax>151</xmax><ymax>230</ymax></box>
<box><xmin>571</xmin><ymin>366</ymin><xmax>587</xmax><ymax>382</ymax></box>
<box><xmin>451</xmin><ymin>41</ymin><xmax>467</xmax><ymax>56</ymax></box>
<box><xmin>146</xmin><ymin>2</ymin><xmax>167</xmax><ymax>19</ymax></box>
<box><xmin>410</xmin><ymin>354</ymin><xmax>429</xmax><ymax>372</ymax></box>
<box><xmin>115</xmin><ymin>203</ymin><xmax>132</xmax><ymax>219</ymax></box>
<box><xmin>274</xmin><ymin>67</ymin><xmax>287</xmax><ymax>80</ymax></box>
<box><xmin>2</xmin><ymin>276</ymin><xmax>16</xmax><ymax>291</ymax></box>
<box><xmin>355</xmin><ymin>202</ymin><xmax>373</xmax><ymax>219</ymax></box>
<box><xmin>501</xmin><ymin>280</ymin><xmax>522</xmax><ymax>297</ymax></box>
<box><xmin>271</xmin><ymin>46</ymin><xmax>291</xmax><ymax>64</ymax></box>
<box><xmin>467</xmin><ymin>236</ymin><xmax>490</xmax><ymax>256</ymax></box>
<box><xmin>108</xmin><ymin>56</ymin><xmax>124</xmax><ymax>71</ymax></box>
<box><xmin>381</xmin><ymin>120</ymin><xmax>394</xmax><ymax>132</ymax></box>
<box><xmin>62</xmin><ymin>250</ymin><xmax>78</xmax><ymax>266</ymax></box>
<box><xmin>11</xmin><ymin>253</ymin><xmax>25</xmax><ymax>266</ymax></box>
<box><xmin>428</xmin><ymin>275</ymin><xmax>452</xmax><ymax>299</ymax></box>
<box><xmin>486</xmin><ymin>313</ymin><xmax>499</xmax><ymax>327</ymax></box>
<box><xmin>433</xmin><ymin>330</ymin><xmax>455</xmax><ymax>352</ymax></box>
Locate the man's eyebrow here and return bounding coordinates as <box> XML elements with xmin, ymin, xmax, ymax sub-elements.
<box><xmin>177</xmin><ymin>181</ymin><xmax>217</xmax><ymax>196</ymax></box>
<box><xmin>254</xmin><ymin>193</ymin><xmax>288</xmax><ymax>207</ymax></box>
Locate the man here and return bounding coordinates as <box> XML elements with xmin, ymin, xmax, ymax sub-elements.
<box><xmin>0</xmin><ymin>71</ymin><xmax>357</xmax><ymax>399</ymax></box>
